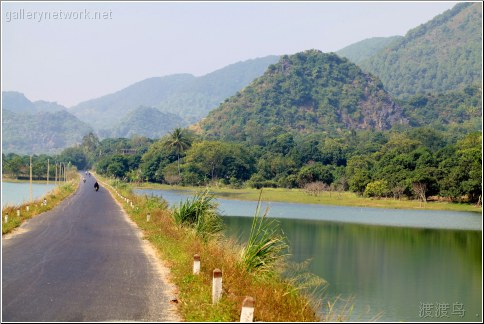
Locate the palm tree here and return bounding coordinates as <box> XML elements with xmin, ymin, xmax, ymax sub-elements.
<box><xmin>166</xmin><ymin>128</ymin><xmax>191</xmax><ymax>176</ymax></box>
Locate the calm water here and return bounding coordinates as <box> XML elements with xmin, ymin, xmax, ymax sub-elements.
<box><xmin>2</xmin><ymin>182</ymin><xmax>57</xmax><ymax>208</ymax></box>
<box><xmin>137</xmin><ymin>188</ymin><xmax>482</xmax><ymax>322</ymax></box>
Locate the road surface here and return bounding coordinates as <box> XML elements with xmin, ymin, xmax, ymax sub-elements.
<box><xmin>2</xmin><ymin>174</ymin><xmax>180</xmax><ymax>322</ymax></box>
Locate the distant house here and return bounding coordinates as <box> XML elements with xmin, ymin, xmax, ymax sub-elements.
<box><xmin>119</xmin><ymin>149</ymin><xmax>137</xmax><ymax>155</ymax></box>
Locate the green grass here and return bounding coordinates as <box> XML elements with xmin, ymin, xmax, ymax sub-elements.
<box><xmin>136</xmin><ymin>183</ymin><xmax>482</xmax><ymax>213</ymax></box>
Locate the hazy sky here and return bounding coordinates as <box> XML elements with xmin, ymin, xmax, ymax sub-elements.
<box><xmin>2</xmin><ymin>1</ymin><xmax>459</xmax><ymax>107</ymax></box>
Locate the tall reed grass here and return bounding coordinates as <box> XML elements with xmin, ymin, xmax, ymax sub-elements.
<box><xmin>240</xmin><ymin>190</ymin><xmax>289</xmax><ymax>273</ymax></box>
<box><xmin>172</xmin><ymin>189</ymin><xmax>224</xmax><ymax>240</ymax></box>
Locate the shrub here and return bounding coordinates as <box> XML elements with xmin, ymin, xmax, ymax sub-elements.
<box><xmin>172</xmin><ymin>189</ymin><xmax>223</xmax><ymax>240</ymax></box>
<box><xmin>240</xmin><ymin>190</ymin><xmax>289</xmax><ymax>273</ymax></box>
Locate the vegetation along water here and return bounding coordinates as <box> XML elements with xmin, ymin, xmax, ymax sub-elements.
<box><xmin>139</xmin><ymin>188</ymin><xmax>482</xmax><ymax>322</ymax></box>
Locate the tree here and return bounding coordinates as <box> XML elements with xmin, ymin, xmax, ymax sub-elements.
<box><xmin>81</xmin><ymin>132</ymin><xmax>100</xmax><ymax>166</ymax></box>
<box><xmin>58</xmin><ymin>147</ymin><xmax>88</xmax><ymax>170</ymax></box>
<box><xmin>165</xmin><ymin>128</ymin><xmax>192</xmax><ymax>177</ymax></box>
<box><xmin>97</xmin><ymin>155</ymin><xmax>129</xmax><ymax>179</ymax></box>
<box><xmin>2</xmin><ymin>153</ymin><xmax>24</xmax><ymax>179</ymax></box>
<box><xmin>184</xmin><ymin>141</ymin><xmax>256</xmax><ymax>183</ymax></box>
<box><xmin>364</xmin><ymin>180</ymin><xmax>390</xmax><ymax>198</ymax></box>
<box><xmin>296</xmin><ymin>162</ymin><xmax>334</xmax><ymax>187</ymax></box>
<box><xmin>412</xmin><ymin>182</ymin><xmax>427</xmax><ymax>206</ymax></box>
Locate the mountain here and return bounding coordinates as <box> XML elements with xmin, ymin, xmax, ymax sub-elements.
<box><xmin>2</xmin><ymin>92</ymin><xmax>92</xmax><ymax>154</ymax></box>
<box><xmin>400</xmin><ymin>84</ymin><xmax>482</xmax><ymax>128</ymax></box>
<box><xmin>2</xmin><ymin>91</ymin><xmax>36</xmax><ymax>113</ymax></box>
<box><xmin>336</xmin><ymin>36</ymin><xmax>403</xmax><ymax>64</ymax></box>
<box><xmin>198</xmin><ymin>50</ymin><xmax>407</xmax><ymax>143</ymax></box>
<box><xmin>157</xmin><ymin>55</ymin><xmax>280</xmax><ymax>123</ymax></box>
<box><xmin>359</xmin><ymin>2</ymin><xmax>482</xmax><ymax>98</ymax></box>
<box><xmin>2</xmin><ymin>110</ymin><xmax>93</xmax><ymax>155</ymax></box>
<box><xmin>2</xmin><ymin>91</ymin><xmax>67</xmax><ymax>113</ymax></box>
<box><xmin>108</xmin><ymin>106</ymin><xmax>184</xmax><ymax>139</ymax></box>
<box><xmin>70</xmin><ymin>74</ymin><xmax>194</xmax><ymax>130</ymax></box>
<box><xmin>70</xmin><ymin>55</ymin><xmax>280</xmax><ymax>131</ymax></box>
<box><xmin>31</xmin><ymin>100</ymin><xmax>70</xmax><ymax>113</ymax></box>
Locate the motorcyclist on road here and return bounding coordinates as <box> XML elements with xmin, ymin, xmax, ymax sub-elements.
<box><xmin>94</xmin><ymin>181</ymin><xmax>99</xmax><ymax>191</ymax></box>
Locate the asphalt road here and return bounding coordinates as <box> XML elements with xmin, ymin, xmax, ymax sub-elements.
<box><xmin>2</xmin><ymin>174</ymin><xmax>180</xmax><ymax>322</ymax></box>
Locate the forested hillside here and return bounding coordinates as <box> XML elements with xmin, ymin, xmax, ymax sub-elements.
<box><xmin>2</xmin><ymin>92</ymin><xmax>92</xmax><ymax>154</ymax></box>
<box><xmin>2</xmin><ymin>110</ymin><xmax>92</xmax><ymax>155</ymax></box>
<box><xmin>336</xmin><ymin>36</ymin><xmax>403</xmax><ymax>64</ymax></box>
<box><xmin>401</xmin><ymin>84</ymin><xmax>482</xmax><ymax>128</ymax></box>
<box><xmin>3</xmin><ymin>91</ymin><xmax>66</xmax><ymax>113</ymax></box>
<box><xmin>359</xmin><ymin>2</ymin><xmax>482</xmax><ymax>98</ymax></box>
<box><xmin>199</xmin><ymin>50</ymin><xmax>407</xmax><ymax>143</ymax></box>
<box><xmin>70</xmin><ymin>74</ymin><xmax>194</xmax><ymax>130</ymax></box>
<box><xmin>108</xmin><ymin>106</ymin><xmax>184</xmax><ymax>139</ymax></box>
<box><xmin>70</xmin><ymin>55</ymin><xmax>279</xmax><ymax>132</ymax></box>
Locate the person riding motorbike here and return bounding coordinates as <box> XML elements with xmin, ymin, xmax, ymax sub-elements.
<box><xmin>94</xmin><ymin>181</ymin><xmax>99</xmax><ymax>191</ymax></box>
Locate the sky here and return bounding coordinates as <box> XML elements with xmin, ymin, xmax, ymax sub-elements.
<box><xmin>1</xmin><ymin>1</ymin><xmax>460</xmax><ymax>107</ymax></box>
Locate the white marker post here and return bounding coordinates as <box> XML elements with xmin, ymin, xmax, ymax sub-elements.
<box><xmin>26</xmin><ymin>206</ymin><xmax>30</xmax><ymax>212</ymax></box>
<box><xmin>240</xmin><ymin>296</ymin><xmax>255</xmax><ymax>322</ymax></box>
<box><xmin>17</xmin><ymin>210</ymin><xmax>20</xmax><ymax>216</ymax></box>
<box><xmin>212</xmin><ymin>269</ymin><xmax>223</xmax><ymax>304</ymax></box>
<box><xmin>4</xmin><ymin>214</ymin><xmax>8</xmax><ymax>223</ymax></box>
<box><xmin>147</xmin><ymin>213</ymin><xmax>151</xmax><ymax>222</ymax></box>
<box><xmin>193</xmin><ymin>254</ymin><xmax>201</xmax><ymax>275</ymax></box>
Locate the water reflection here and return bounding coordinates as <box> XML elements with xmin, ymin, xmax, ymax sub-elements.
<box><xmin>223</xmin><ymin>216</ymin><xmax>482</xmax><ymax>322</ymax></box>
<box><xmin>135</xmin><ymin>188</ymin><xmax>482</xmax><ymax>322</ymax></box>
<box><xmin>2</xmin><ymin>182</ymin><xmax>57</xmax><ymax>208</ymax></box>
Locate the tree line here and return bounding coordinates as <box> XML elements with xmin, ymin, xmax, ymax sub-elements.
<box><xmin>4</xmin><ymin>126</ymin><xmax>480</xmax><ymax>204</ymax></box>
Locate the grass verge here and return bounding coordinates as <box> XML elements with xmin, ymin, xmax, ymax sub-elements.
<box><xmin>99</xmin><ymin>175</ymin><xmax>331</xmax><ymax>322</ymax></box>
<box><xmin>2</xmin><ymin>172</ymin><xmax>80</xmax><ymax>235</ymax></box>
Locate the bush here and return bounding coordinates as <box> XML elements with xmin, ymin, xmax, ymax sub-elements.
<box><xmin>240</xmin><ymin>190</ymin><xmax>289</xmax><ymax>273</ymax></box>
<box><xmin>364</xmin><ymin>180</ymin><xmax>390</xmax><ymax>198</ymax></box>
<box><xmin>172</xmin><ymin>189</ymin><xmax>223</xmax><ymax>240</ymax></box>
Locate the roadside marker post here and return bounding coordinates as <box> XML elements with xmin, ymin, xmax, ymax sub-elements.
<box><xmin>240</xmin><ymin>296</ymin><xmax>255</xmax><ymax>322</ymax></box>
<box><xmin>193</xmin><ymin>254</ymin><xmax>200</xmax><ymax>275</ymax></box>
<box><xmin>212</xmin><ymin>268</ymin><xmax>223</xmax><ymax>304</ymax></box>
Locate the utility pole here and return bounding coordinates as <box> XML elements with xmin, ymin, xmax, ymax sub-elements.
<box><xmin>55</xmin><ymin>162</ymin><xmax>58</xmax><ymax>185</ymax></box>
<box><xmin>47</xmin><ymin>159</ymin><xmax>50</xmax><ymax>185</ymax></box>
<box><xmin>29</xmin><ymin>155</ymin><xmax>33</xmax><ymax>201</ymax></box>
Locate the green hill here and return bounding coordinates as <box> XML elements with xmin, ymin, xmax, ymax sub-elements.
<box><xmin>336</xmin><ymin>36</ymin><xmax>403</xmax><ymax>64</ymax></box>
<box><xmin>401</xmin><ymin>84</ymin><xmax>482</xmax><ymax>128</ymax></box>
<box><xmin>109</xmin><ymin>106</ymin><xmax>184</xmax><ymax>139</ymax></box>
<box><xmin>70</xmin><ymin>55</ymin><xmax>279</xmax><ymax>131</ymax></box>
<box><xmin>2</xmin><ymin>110</ymin><xmax>92</xmax><ymax>155</ymax></box>
<box><xmin>70</xmin><ymin>74</ymin><xmax>194</xmax><ymax>130</ymax></box>
<box><xmin>359</xmin><ymin>2</ymin><xmax>482</xmax><ymax>98</ymax></box>
<box><xmin>199</xmin><ymin>50</ymin><xmax>407</xmax><ymax>143</ymax></box>
<box><xmin>2</xmin><ymin>91</ymin><xmax>36</xmax><ymax>113</ymax></box>
<box><xmin>2</xmin><ymin>91</ymin><xmax>66</xmax><ymax>113</ymax></box>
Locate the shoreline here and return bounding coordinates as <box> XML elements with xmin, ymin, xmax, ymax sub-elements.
<box><xmin>134</xmin><ymin>183</ymin><xmax>482</xmax><ymax>214</ymax></box>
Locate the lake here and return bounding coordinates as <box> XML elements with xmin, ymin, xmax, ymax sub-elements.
<box><xmin>136</xmin><ymin>188</ymin><xmax>482</xmax><ymax>322</ymax></box>
<box><xmin>2</xmin><ymin>182</ymin><xmax>57</xmax><ymax>208</ymax></box>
